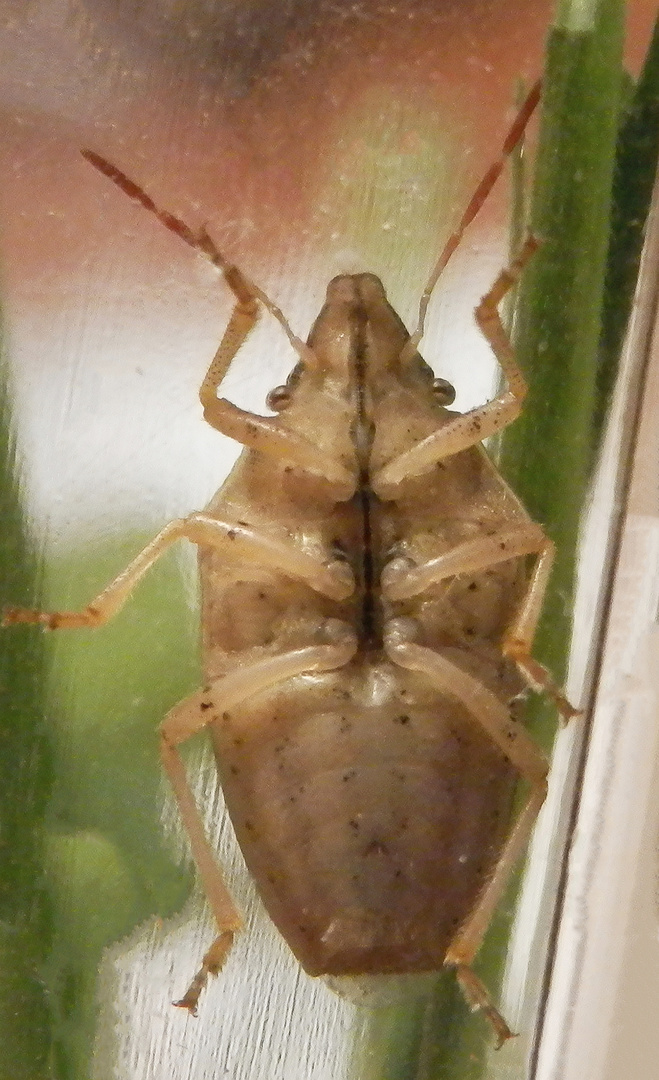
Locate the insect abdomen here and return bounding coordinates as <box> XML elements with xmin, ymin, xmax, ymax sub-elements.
<box><xmin>212</xmin><ymin>662</ymin><xmax>516</xmax><ymax>976</ymax></box>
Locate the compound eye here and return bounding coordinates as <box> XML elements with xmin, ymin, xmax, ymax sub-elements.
<box><xmin>432</xmin><ymin>378</ymin><xmax>456</xmax><ymax>406</ymax></box>
<box><xmin>266</xmin><ymin>385</ymin><xmax>291</xmax><ymax>412</ymax></box>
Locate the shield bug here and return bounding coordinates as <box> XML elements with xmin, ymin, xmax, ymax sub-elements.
<box><xmin>4</xmin><ymin>79</ymin><xmax>578</xmax><ymax>1045</ymax></box>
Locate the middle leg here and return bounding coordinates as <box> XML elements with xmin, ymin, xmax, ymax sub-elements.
<box><xmin>381</xmin><ymin>518</ymin><xmax>578</xmax><ymax>721</ymax></box>
<box><xmin>3</xmin><ymin>512</ymin><xmax>354</xmax><ymax>629</ymax></box>
<box><xmin>500</xmin><ymin>537</ymin><xmax>580</xmax><ymax>721</ymax></box>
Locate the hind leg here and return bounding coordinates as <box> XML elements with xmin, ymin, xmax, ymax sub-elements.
<box><xmin>384</xmin><ymin>617</ymin><xmax>548</xmax><ymax>1045</ymax></box>
<box><xmin>161</xmin><ymin>622</ymin><xmax>357</xmax><ymax>1013</ymax></box>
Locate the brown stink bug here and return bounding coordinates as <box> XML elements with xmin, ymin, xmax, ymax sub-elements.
<box><xmin>4</xmin><ymin>79</ymin><xmax>578</xmax><ymax>1045</ymax></box>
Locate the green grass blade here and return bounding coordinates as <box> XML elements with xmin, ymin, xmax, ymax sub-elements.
<box><xmin>499</xmin><ymin>0</ymin><xmax>624</xmax><ymax>691</ymax></box>
<box><xmin>0</xmin><ymin>320</ymin><xmax>53</xmax><ymax>1076</ymax></box>
<box><xmin>594</xmin><ymin>14</ymin><xmax>659</xmax><ymax>438</ymax></box>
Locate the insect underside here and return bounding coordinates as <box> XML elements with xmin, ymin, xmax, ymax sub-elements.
<box><xmin>4</xmin><ymin>82</ymin><xmax>579</xmax><ymax>1047</ymax></box>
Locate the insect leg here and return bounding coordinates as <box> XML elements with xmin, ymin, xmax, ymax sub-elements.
<box><xmin>448</xmin><ymin>779</ymin><xmax>548</xmax><ymax>1047</ymax></box>
<box><xmin>384</xmin><ymin>618</ymin><xmax>548</xmax><ymax>787</ymax></box>
<box><xmin>198</xmin><ymin>283</ymin><xmax>353</xmax><ymax>494</ymax></box>
<box><xmin>382</xmin><ymin>522</ymin><xmax>546</xmax><ymax>600</ymax></box>
<box><xmin>384</xmin><ymin>617</ymin><xmax>547</xmax><ymax>1045</ymax></box>
<box><xmin>161</xmin><ymin>623</ymin><xmax>357</xmax><ymax>1013</ymax></box>
<box><xmin>382</xmin><ymin>520</ymin><xmax>578</xmax><ymax>720</ymax></box>
<box><xmin>195</xmin><ymin>229</ymin><xmax>315</xmax><ymax>369</ymax></box>
<box><xmin>82</xmin><ymin>152</ymin><xmax>352</xmax><ymax>493</ymax></box>
<box><xmin>183</xmin><ymin>515</ymin><xmax>354</xmax><ymax>601</ymax></box>
<box><xmin>2</xmin><ymin>513</ymin><xmax>354</xmax><ymax>629</ymax></box>
<box><xmin>373</xmin><ymin>238</ymin><xmax>537</xmax><ymax>499</ymax></box>
<box><xmin>201</xmin><ymin>386</ymin><xmax>355</xmax><ymax>497</ymax></box>
<box><xmin>501</xmin><ymin>533</ymin><xmax>580</xmax><ymax>721</ymax></box>
<box><xmin>200</xmin><ymin>334</ymin><xmax>354</xmax><ymax>495</ymax></box>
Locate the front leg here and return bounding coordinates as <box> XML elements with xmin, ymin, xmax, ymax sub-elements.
<box><xmin>3</xmin><ymin>513</ymin><xmax>354</xmax><ymax>629</ymax></box>
<box><xmin>161</xmin><ymin>619</ymin><xmax>357</xmax><ymax>1013</ymax></box>
<box><xmin>373</xmin><ymin>238</ymin><xmax>537</xmax><ymax>500</ymax></box>
<box><xmin>197</xmin><ymin>244</ymin><xmax>354</xmax><ymax>498</ymax></box>
<box><xmin>82</xmin><ymin>153</ymin><xmax>354</xmax><ymax>496</ymax></box>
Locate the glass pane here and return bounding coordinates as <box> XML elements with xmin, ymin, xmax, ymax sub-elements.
<box><xmin>0</xmin><ymin>2</ymin><xmax>656</xmax><ymax>1078</ymax></box>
